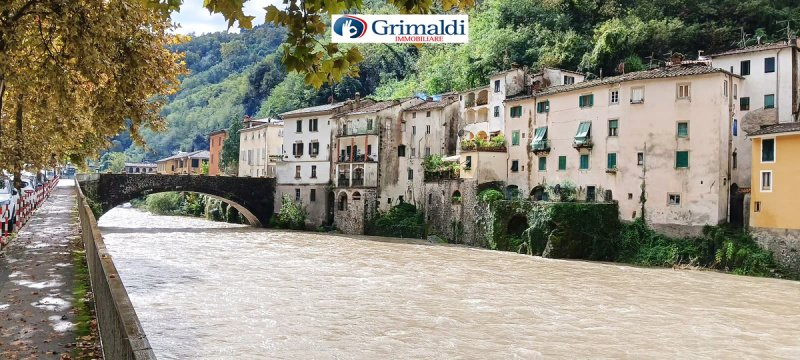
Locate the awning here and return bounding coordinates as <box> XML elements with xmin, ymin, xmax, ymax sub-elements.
<box><xmin>533</xmin><ymin>127</ymin><xmax>547</xmax><ymax>141</ymax></box>
<box><xmin>575</xmin><ymin>122</ymin><xmax>591</xmax><ymax>140</ymax></box>
<box><xmin>443</xmin><ymin>155</ymin><xmax>460</xmax><ymax>162</ymax></box>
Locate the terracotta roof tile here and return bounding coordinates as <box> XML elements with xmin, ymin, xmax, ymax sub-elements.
<box><xmin>748</xmin><ymin>122</ymin><xmax>800</xmax><ymax>136</ymax></box>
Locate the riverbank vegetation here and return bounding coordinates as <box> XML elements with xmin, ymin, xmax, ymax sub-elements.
<box><xmin>270</xmin><ymin>195</ymin><xmax>307</xmax><ymax>230</ymax></box>
<box><xmin>133</xmin><ymin>192</ymin><xmax>246</xmax><ymax>224</ymax></box>
<box><xmin>367</xmin><ymin>203</ymin><xmax>425</xmax><ymax>239</ymax></box>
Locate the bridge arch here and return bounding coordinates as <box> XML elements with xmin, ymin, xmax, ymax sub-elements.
<box><xmin>77</xmin><ymin>174</ymin><xmax>275</xmax><ymax>227</ymax></box>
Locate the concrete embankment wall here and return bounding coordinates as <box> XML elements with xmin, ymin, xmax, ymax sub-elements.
<box><xmin>75</xmin><ymin>179</ymin><xmax>157</xmax><ymax>359</ymax></box>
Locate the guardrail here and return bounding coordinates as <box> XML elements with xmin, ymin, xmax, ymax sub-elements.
<box><xmin>75</xmin><ymin>179</ymin><xmax>156</xmax><ymax>359</ymax></box>
<box><xmin>1</xmin><ymin>176</ymin><xmax>60</xmax><ymax>246</ymax></box>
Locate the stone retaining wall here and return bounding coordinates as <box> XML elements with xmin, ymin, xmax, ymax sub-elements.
<box><xmin>751</xmin><ymin>227</ymin><xmax>800</xmax><ymax>273</ymax></box>
<box><xmin>75</xmin><ymin>180</ymin><xmax>156</xmax><ymax>359</ymax></box>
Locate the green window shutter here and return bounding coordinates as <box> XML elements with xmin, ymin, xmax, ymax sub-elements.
<box><xmin>538</xmin><ymin>157</ymin><xmax>547</xmax><ymax>171</ymax></box>
<box><xmin>512</xmin><ymin>131</ymin><xmax>520</xmax><ymax>146</ymax></box>
<box><xmin>580</xmin><ymin>154</ymin><xmax>589</xmax><ymax>169</ymax></box>
<box><xmin>607</xmin><ymin>153</ymin><xmax>617</xmax><ymax>169</ymax></box>
<box><xmin>558</xmin><ymin>156</ymin><xmax>567</xmax><ymax>170</ymax></box>
<box><xmin>677</xmin><ymin>122</ymin><xmax>688</xmax><ymax>137</ymax></box>
<box><xmin>676</xmin><ymin>151</ymin><xmax>689</xmax><ymax>168</ymax></box>
<box><xmin>740</xmin><ymin>97</ymin><xmax>750</xmax><ymax>110</ymax></box>
<box><xmin>761</xmin><ymin>139</ymin><xmax>775</xmax><ymax>162</ymax></box>
<box><xmin>589</xmin><ymin>94</ymin><xmax>594</xmax><ymax>107</ymax></box>
<box><xmin>764</xmin><ymin>94</ymin><xmax>775</xmax><ymax>109</ymax></box>
<box><xmin>578</xmin><ymin>96</ymin><xmax>584</xmax><ymax>108</ymax></box>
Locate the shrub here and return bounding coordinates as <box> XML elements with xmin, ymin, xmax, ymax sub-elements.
<box><xmin>367</xmin><ymin>202</ymin><xmax>424</xmax><ymax>238</ymax></box>
<box><xmin>271</xmin><ymin>194</ymin><xmax>307</xmax><ymax>229</ymax></box>
<box><xmin>478</xmin><ymin>188</ymin><xmax>504</xmax><ymax>203</ymax></box>
<box><xmin>146</xmin><ymin>192</ymin><xmax>183</xmax><ymax>215</ymax></box>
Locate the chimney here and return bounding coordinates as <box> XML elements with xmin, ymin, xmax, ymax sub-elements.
<box><xmin>670</xmin><ymin>52</ymin><xmax>684</xmax><ymax>66</ymax></box>
<box><xmin>355</xmin><ymin>92</ymin><xmax>361</xmax><ymax>107</ymax></box>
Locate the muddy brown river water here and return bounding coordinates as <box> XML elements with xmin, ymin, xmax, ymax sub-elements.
<box><xmin>98</xmin><ymin>207</ymin><xmax>800</xmax><ymax>359</ymax></box>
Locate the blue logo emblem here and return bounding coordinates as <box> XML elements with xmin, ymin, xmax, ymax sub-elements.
<box><xmin>333</xmin><ymin>15</ymin><xmax>367</xmax><ymax>38</ymax></box>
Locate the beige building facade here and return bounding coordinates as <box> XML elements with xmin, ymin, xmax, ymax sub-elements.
<box><xmin>238</xmin><ymin>118</ymin><xmax>283</xmax><ymax>178</ymax></box>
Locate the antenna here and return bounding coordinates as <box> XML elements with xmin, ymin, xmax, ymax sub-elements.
<box><xmin>776</xmin><ymin>19</ymin><xmax>798</xmax><ymax>42</ymax></box>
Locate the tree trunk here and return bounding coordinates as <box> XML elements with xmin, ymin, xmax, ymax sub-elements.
<box><xmin>13</xmin><ymin>94</ymin><xmax>23</xmax><ymax>189</ymax></box>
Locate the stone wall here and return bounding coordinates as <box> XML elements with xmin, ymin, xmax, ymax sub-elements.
<box><xmin>751</xmin><ymin>227</ymin><xmax>800</xmax><ymax>273</ymax></box>
<box><xmin>334</xmin><ymin>188</ymin><xmax>376</xmax><ymax>234</ymax></box>
<box><xmin>75</xmin><ymin>180</ymin><xmax>156</xmax><ymax>359</ymax></box>
<box><xmin>275</xmin><ymin>184</ymin><xmax>330</xmax><ymax>228</ymax></box>
<box><xmin>422</xmin><ymin>179</ymin><xmax>485</xmax><ymax>246</ymax></box>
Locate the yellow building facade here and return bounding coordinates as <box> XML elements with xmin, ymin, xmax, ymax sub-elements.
<box><xmin>750</xmin><ymin>124</ymin><xmax>800</xmax><ymax>229</ymax></box>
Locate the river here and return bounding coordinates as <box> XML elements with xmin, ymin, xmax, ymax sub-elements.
<box><xmin>98</xmin><ymin>207</ymin><xmax>800</xmax><ymax>359</ymax></box>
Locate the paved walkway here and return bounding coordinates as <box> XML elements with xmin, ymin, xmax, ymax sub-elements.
<box><xmin>0</xmin><ymin>181</ymin><xmax>79</xmax><ymax>359</ymax></box>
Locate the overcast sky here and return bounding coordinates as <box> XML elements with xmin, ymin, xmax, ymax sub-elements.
<box><xmin>171</xmin><ymin>0</ymin><xmax>280</xmax><ymax>35</ymax></box>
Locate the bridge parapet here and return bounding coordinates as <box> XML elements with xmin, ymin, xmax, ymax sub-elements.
<box><xmin>76</xmin><ymin>174</ymin><xmax>275</xmax><ymax>226</ymax></box>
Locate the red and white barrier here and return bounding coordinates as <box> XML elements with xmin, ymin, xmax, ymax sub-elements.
<box><xmin>0</xmin><ymin>176</ymin><xmax>59</xmax><ymax>247</ymax></box>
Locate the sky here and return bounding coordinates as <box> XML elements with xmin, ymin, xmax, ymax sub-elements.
<box><xmin>171</xmin><ymin>0</ymin><xmax>281</xmax><ymax>35</ymax></box>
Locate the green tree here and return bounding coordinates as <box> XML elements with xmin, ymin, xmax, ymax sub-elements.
<box><xmin>220</xmin><ymin>117</ymin><xmax>243</xmax><ymax>175</ymax></box>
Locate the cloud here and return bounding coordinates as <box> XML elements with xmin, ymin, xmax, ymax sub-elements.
<box><xmin>171</xmin><ymin>0</ymin><xmax>281</xmax><ymax>35</ymax></box>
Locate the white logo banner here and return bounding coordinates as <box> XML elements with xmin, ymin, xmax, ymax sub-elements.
<box><xmin>331</xmin><ymin>14</ymin><xmax>469</xmax><ymax>44</ymax></box>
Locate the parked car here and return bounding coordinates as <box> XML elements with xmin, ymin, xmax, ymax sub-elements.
<box><xmin>0</xmin><ymin>179</ymin><xmax>20</xmax><ymax>232</ymax></box>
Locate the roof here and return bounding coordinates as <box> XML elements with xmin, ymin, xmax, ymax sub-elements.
<box><xmin>208</xmin><ymin>129</ymin><xmax>227</xmax><ymax>136</ymax></box>
<box><xmin>507</xmin><ymin>65</ymin><xmax>739</xmax><ymax>101</ymax></box>
<box><xmin>157</xmin><ymin>150</ymin><xmax>209</xmax><ymax>162</ymax></box>
<box><xmin>459</xmin><ymin>85</ymin><xmax>489</xmax><ymax>94</ymax></box>
<box><xmin>709</xmin><ymin>42</ymin><xmax>796</xmax><ymax>57</ymax></box>
<box><xmin>124</xmin><ymin>162</ymin><xmax>156</xmax><ymax>167</ymax></box>
<box><xmin>405</xmin><ymin>97</ymin><xmax>458</xmax><ymax>111</ymax></box>
<box><xmin>240</xmin><ymin>119</ymin><xmax>283</xmax><ymax>132</ymax></box>
<box><xmin>338</xmin><ymin>100</ymin><xmax>399</xmax><ymax>117</ymax></box>
<box><xmin>280</xmin><ymin>101</ymin><xmax>348</xmax><ymax>117</ymax></box>
<box><xmin>748</xmin><ymin>122</ymin><xmax>800</xmax><ymax>137</ymax></box>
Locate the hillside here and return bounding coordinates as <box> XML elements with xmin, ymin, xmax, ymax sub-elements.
<box><xmin>110</xmin><ymin>0</ymin><xmax>800</xmax><ymax>164</ymax></box>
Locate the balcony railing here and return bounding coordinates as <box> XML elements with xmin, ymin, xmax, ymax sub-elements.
<box><xmin>338</xmin><ymin>154</ymin><xmax>377</xmax><ymax>163</ymax></box>
<box><xmin>337</xmin><ymin>177</ymin><xmax>365</xmax><ymax>187</ymax></box>
<box><xmin>530</xmin><ymin>139</ymin><xmax>551</xmax><ymax>154</ymax></box>
<box><xmin>424</xmin><ymin>170</ymin><xmax>460</xmax><ymax>182</ymax></box>
<box><xmin>460</xmin><ymin>143</ymin><xmax>507</xmax><ymax>152</ymax></box>
<box><xmin>573</xmin><ymin>138</ymin><xmax>594</xmax><ymax>149</ymax></box>
<box><xmin>337</xmin><ymin>128</ymin><xmax>378</xmax><ymax>136</ymax></box>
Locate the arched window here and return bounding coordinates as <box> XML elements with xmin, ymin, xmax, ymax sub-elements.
<box><xmin>352</xmin><ymin>191</ymin><xmax>362</xmax><ymax>201</ymax></box>
<box><xmin>451</xmin><ymin>190</ymin><xmax>462</xmax><ymax>204</ymax></box>
<box><xmin>338</xmin><ymin>193</ymin><xmax>348</xmax><ymax>211</ymax></box>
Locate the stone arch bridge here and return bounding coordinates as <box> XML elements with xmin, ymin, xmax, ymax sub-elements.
<box><xmin>76</xmin><ymin>173</ymin><xmax>275</xmax><ymax>226</ymax></box>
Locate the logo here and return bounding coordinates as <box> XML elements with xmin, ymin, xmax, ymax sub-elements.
<box><xmin>333</xmin><ymin>15</ymin><xmax>367</xmax><ymax>39</ymax></box>
<box><xmin>331</xmin><ymin>15</ymin><xmax>468</xmax><ymax>44</ymax></box>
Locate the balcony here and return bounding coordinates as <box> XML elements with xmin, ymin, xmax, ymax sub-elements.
<box><xmin>337</xmin><ymin>127</ymin><xmax>378</xmax><ymax>137</ymax></box>
<box><xmin>460</xmin><ymin>140</ymin><xmax>507</xmax><ymax>153</ymax></box>
<box><xmin>531</xmin><ymin>139</ymin><xmax>551</xmax><ymax>154</ymax></box>
<box><xmin>337</xmin><ymin>177</ymin><xmax>365</xmax><ymax>187</ymax></box>
<box><xmin>338</xmin><ymin>154</ymin><xmax>377</xmax><ymax>163</ymax></box>
<box><xmin>573</xmin><ymin>138</ymin><xmax>594</xmax><ymax>150</ymax></box>
<box><xmin>424</xmin><ymin>169</ymin><xmax>460</xmax><ymax>182</ymax></box>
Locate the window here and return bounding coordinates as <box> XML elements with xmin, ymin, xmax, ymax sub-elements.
<box><xmin>191</xmin><ymin>159</ymin><xmax>199</xmax><ymax>168</ymax></box>
<box><xmin>740</xmin><ymin>60</ymin><xmax>750</xmax><ymax>75</ymax></box>
<box><xmin>511</xmin><ymin>160</ymin><xmax>519</xmax><ymax>172</ymax></box>
<box><xmin>761</xmin><ymin>138</ymin><xmax>775</xmax><ymax>162</ymax></box>
<box><xmin>574</xmin><ymin>122</ymin><xmax>592</xmax><ymax>146</ymax></box>
<box><xmin>296</xmin><ymin>120</ymin><xmax>302</xmax><ymax>132</ymax></box>
<box><xmin>538</xmin><ymin>156</ymin><xmax>546</xmax><ymax>171</ymax></box>
<box><xmin>408</xmin><ymin>169</ymin><xmax>413</xmax><ymax>180</ymax></box>
<box><xmin>677</xmin><ymin>122</ymin><xmax>689</xmax><ymax>138</ymax></box>
<box><xmin>607</xmin><ymin>153</ymin><xmax>617</xmax><ymax>169</ymax></box>
<box><xmin>425</xmin><ymin>147</ymin><xmax>431</xmax><ymax>156</ymax></box>
<box><xmin>675</xmin><ymin>151</ymin><xmax>689</xmax><ymax>168</ymax></box>
<box><xmin>311</xmin><ymin>165</ymin><xmax>317</xmax><ymax>178</ymax></box>
<box><xmin>740</xmin><ymin>97</ymin><xmax>750</xmax><ymax>110</ymax></box>
<box><xmin>733</xmin><ymin>119</ymin><xmax>738</xmax><ymax>137</ymax></box>
<box><xmin>367</xmin><ymin>119</ymin><xmax>374</xmax><ymax>130</ymax></box>
<box><xmin>578</xmin><ymin>94</ymin><xmax>594</xmax><ymax>108</ymax></box>
<box><xmin>609</xmin><ymin>90</ymin><xmax>619</xmax><ymax>104</ymax></box>
<box><xmin>723</xmin><ymin>80</ymin><xmax>728</xmax><ymax>97</ymax></box>
<box><xmin>512</xmin><ymin>130</ymin><xmax>520</xmax><ymax>146</ymax></box>
<box><xmin>309</xmin><ymin>142</ymin><xmax>320</xmax><ymax>157</ymax></box>
<box><xmin>668</xmin><ymin>193</ymin><xmax>681</xmax><ymax>206</ymax></box>
<box><xmin>293</xmin><ymin>142</ymin><xmax>304</xmax><ymax>156</ymax></box>
<box><xmin>608</xmin><ymin>119</ymin><xmax>618</xmax><ymax>137</ymax></box>
<box><xmin>412</xmin><ymin>112</ymin><xmax>417</xmax><ymax>119</ymax></box>
<box><xmin>352</xmin><ymin>192</ymin><xmax>361</xmax><ymax>201</ymax></box>
<box><xmin>558</xmin><ymin>156</ymin><xmax>567</xmax><ymax>170</ymax></box>
<box><xmin>412</xmin><ymin>126</ymin><xmax>416</xmax><ymax>135</ymax></box>
<box><xmin>532</xmin><ymin>127</ymin><xmax>548</xmax><ymax>151</ymax></box>
<box><xmin>510</xmin><ymin>106</ymin><xmax>523</xmax><ymax>118</ymax></box>
<box><xmin>465</xmin><ymin>156</ymin><xmax>472</xmax><ymax>170</ymax></box>
<box><xmin>631</xmin><ymin>87</ymin><xmax>644</xmax><ymax>103</ymax></box>
<box><xmin>564</xmin><ymin>75</ymin><xmax>575</xmax><ymax>85</ymax></box>
<box><xmin>310</xmin><ymin>189</ymin><xmax>316</xmax><ymax>202</ymax></box>
<box><xmin>398</xmin><ymin>145</ymin><xmax>406</xmax><ymax>157</ymax></box>
<box><xmin>754</xmin><ymin>201</ymin><xmax>761</xmax><ymax>212</ymax></box>
<box><xmin>734</xmin><ymin>84</ymin><xmax>738</xmax><ymax>99</ymax></box>
<box><xmin>732</xmin><ymin>151</ymin><xmax>738</xmax><ymax>169</ymax></box>
<box><xmin>586</xmin><ymin>186</ymin><xmax>596</xmax><ymax>202</ymax></box>
<box><xmin>426</xmin><ymin>111</ymin><xmax>431</xmax><ymax>117</ymax></box>
<box><xmin>338</xmin><ymin>193</ymin><xmax>347</xmax><ymax>211</ymax></box>
<box><xmin>764</xmin><ymin>94</ymin><xmax>775</xmax><ymax>109</ymax></box>
<box><xmin>295</xmin><ymin>166</ymin><xmax>301</xmax><ymax>178</ymax></box>
<box><xmin>677</xmin><ymin>83</ymin><xmax>690</xmax><ymax>99</ymax></box>
<box><xmin>536</xmin><ymin>100</ymin><xmax>549</xmax><ymax>113</ymax></box>
<box><xmin>426</xmin><ymin>125</ymin><xmax>431</xmax><ymax>134</ymax></box>
<box><xmin>579</xmin><ymin>154</ymin><xmax>589</xmax><ymax>170</ymax></box>
<box><xmin>765</xmin><ymin>57</ymin><xmax>775</xmax><ymax>73</ymax></box>
<box><xmin>494</xmin><ymin>106</ymin><xmax>500</xmax><ymax>117</ymax></box>
<box><xmin>637</xmin><ymin>152</ymin><xmax>644</xmax><ymax>166</ymax></box>
<box><xmin>295</xmin><ymin>189</ymin><xmax>301</xmax><ymax>202</ymax></box>
<box><xmin>309</xmin><ymin>118</ymin><xmax>318</xmax><ymax>132</ymax></box>
<box><xmin>494</xmin><ymin>79</ymin><xmax>500</xmax><ymax>92</ymax></box>
<box><xmin>411</xmin><ymin>147</ymin><xmax>416</xmax><ymax>157</ymax></box>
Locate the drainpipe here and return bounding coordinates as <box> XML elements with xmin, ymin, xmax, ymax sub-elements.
<box><xmin>776</xmin><ymin>47</ymin><xmax>784</xmax><ymax>122</ymax></box>
<box><xmin>726</xmin><ymin>73</ymin><xmax>734</xmax><ymax>223</ymax></box>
